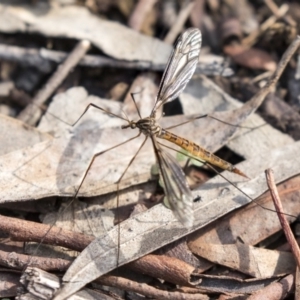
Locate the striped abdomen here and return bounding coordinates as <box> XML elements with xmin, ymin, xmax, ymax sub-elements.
<box><xmin>158</xmin><ymin>129</ymin><xmax>247</xmax><ymax>178</ymax></box>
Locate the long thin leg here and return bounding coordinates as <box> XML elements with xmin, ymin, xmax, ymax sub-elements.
<box><xmin>74</xmin><ymin>132</ymin><xmax>142</xmax><ymax>198</ymax></box>
<box><xmin>115</xmin><ymin>135</ymin><xmax>148</xmax><ymax>266</ymax></box>
<box><xmin>30</xmin><ymin>132</ymin><xmax>142</xmax><ymax>260</ymax></box>
<box><xmin>73</xmin><ymin>103</ymin><xmax>128</xmax><ymax>126</ymax></box>
<box><xmin>166</xmin><ymin>114</ymin><xmax>254</xmax><ymax>130</ymax></box>
<box><xmin>165</xmin><ymin>114</ymin><xmax>208</xmax><ymax>130</ymax></box>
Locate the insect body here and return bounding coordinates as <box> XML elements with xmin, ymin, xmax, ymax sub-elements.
<box><xmin>121</xmin><ymin>28</ymin><xmax>246</xmax><ymax>227</ymax></box>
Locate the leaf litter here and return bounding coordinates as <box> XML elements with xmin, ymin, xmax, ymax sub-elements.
<box><xmin>39</xmin><ymin>36</ymin><xmax>300</xmax><ymax>298</ymax></box>
<box><xmin>0</xmin><ymin>2</ymin><xmax>300</xmax><ymax>299</ymax></box>
<box><xmin>3</xmin><ymin>47</ymin><xmax>298</xmax><ymax>300</ymax></box>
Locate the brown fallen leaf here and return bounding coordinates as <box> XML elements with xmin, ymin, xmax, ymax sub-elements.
<box><xmin>223</xmin><ymin>44</ymin><xmax>277</xmax><ymax>71</ymax></box>
<box><xmin>188</xmin><ymin>176</ymin><xmax>300</xmax><ymax>272</ymax></box>
<box><xmin>248</xmin><ymin>274</ymin><xmax>294</xmax><ymax>300</ymax></box>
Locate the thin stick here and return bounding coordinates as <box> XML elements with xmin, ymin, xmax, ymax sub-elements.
<box><xmin>265</xmin><ymin>169</ymin><xmax>300</xmax><ymax>269</ymax></box>
<box><xmin>0</xmin><ymin>214</ymin><xmax>93</xmax><ymax>251</ymax></box>
<box><xmin>264</xmin><ymin>0</ymin><xmax>296</xmax><ymax>27</ymax></box>
<box><xmin>242</xmin><ymin>4</ymin><xmax>289</xmax><ymax>47</ymax></box>
<box><xmin>0</xmin><ymin>43</ymin><xmax>157</xmax><ymax>70</ymax></box>
<box><xmin>17</xmin><ymin>40</ymin><xmax>91</xmax><ymax>125</ymax></box>
<box><xmin>128</xmin><ymin>0</ymin><xmax>158</xmax><ymax>31</ymax></box>
<box><xmin>98</xmin><ymin>275</ymin><xmax>207</xmax><ymax>300</ymax></box>
<box><xmin>164</xmin><ymin>1</ymin><xmax>195</xmax><ymax>44</ymax></box>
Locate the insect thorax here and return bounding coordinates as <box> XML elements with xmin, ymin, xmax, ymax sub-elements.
<box><xmin>136</xmin><ymin>117</ymin><xmax>161</xmax><ymax>136</ymax></box>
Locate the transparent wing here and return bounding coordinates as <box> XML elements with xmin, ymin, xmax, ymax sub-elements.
<box><xmin>151</xmin><ymin>28</ymin><xmax>202</xmax><ymax>115</ymax></box>
<box><xmin>152</xmin><ymin>137</ymin><xmax>194</xmax><ymax>227</ymax></box>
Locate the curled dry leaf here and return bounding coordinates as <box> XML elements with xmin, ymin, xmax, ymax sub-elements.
<box><xmin>189</xmin><ymin>243</ymin><xmax>295</xmax><ymax>278</ymax></box>
<box><xmin>189</xmin><ymin>273</ymin><xmax>279</xmax><ymax>294</ymax></box>
<box><xmin>223</xmin><ymin>44</ymin><xmax>277</xmax><ymax>71</ymax></box>
<box><xmin>247</xmin><ymin>274</ymin><xmax>294</xmax><ymax>300</ymax></box>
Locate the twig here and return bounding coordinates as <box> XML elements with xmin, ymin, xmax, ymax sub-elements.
<box><xmin>17</xmin><ymin>40</ymin><xmax>91</xmax><ymax>125</ymax></box>
<box><xmin>98</xmin><ymin>275</ymin><xmax>208</xmax><ymax>300</ymax></box>
<box><xmin>0</xmin><ymin>44</ymin><xmax>230</xmax><ymax>79</ymax></box>
<box><xmin>242</xmin><ymin>35</ymin><xmax>300</xmax><ymax>113</ymax></box>
<box><xmin>0</xmin><ymin>249</ymin><xmax>71</xmax><ymax>271</ymax></box>
<box><xmin>130</xmin><ymin>254</ymin><xmax>197</xmax><ymax>286</ymax></box>
<box><xmin>1</xmin><ymin>213</ymin><xmax>198</xmax><ymax>286</ymax></box>
<box><xmin>128</xmin><ymin>0</ymin><xmax>158</xmax><ymax>31</ymax></box>
<box><xmin>0</xmin><ymin>44</ymin><xmax>156</xmax><ymax>71</ymax></box>
<box><xmin>242</xmin><ymin>4</ymin><xmax>289</xmax><ymax>47</ymax></box>
<box><xmin>265</xmin><ymin>169</ymin><xmax>300</xmax><ymax>269</ymax></box>
<box><xmin>164</xmin><ymin>0</ymin><xmax>195</xmax><ymax>44</ymax></box>
<box><xmin>0</xmin><ymin>214</ymin><xmax>93</xmax><ymax>252</ymax></box>
<box><xmin>264</xmin><ymin>0</ymin><xmax>296</xmax><ymax>27</ymax></box>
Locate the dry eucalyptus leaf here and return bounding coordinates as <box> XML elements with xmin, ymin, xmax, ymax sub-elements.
<box><xmin>0</xmin><ymin>127</ymin><xmax>154</xmax><ymax>202</ymax></box>
<box><xmin>0</xmin><ymin>113</ymin><xmax>51</xmax><ymax>155</ymax></box>
<box><xmin>190</xmin><ymin>243</ymin><xmax>295</xmax><ymax>278</ymax></box>
<box><xmin>0</xmin><ymin>3</ymin><xmax>171</xmax><ymax>64</ymax></box>
<box><xmin>54</xmin><ymin>140</ymin><xmax>300</xmax><ymax>299</ymax></box>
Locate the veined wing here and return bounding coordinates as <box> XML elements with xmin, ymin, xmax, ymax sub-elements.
<box><xmin>151</xmin><ymin>28</ymin><xmax>202</xmax><ymax>116</ymax></box>
<box><xmin>151</xmin><ymin>137</ymin><xmax>194</xmax><ymax>227</ymax></box>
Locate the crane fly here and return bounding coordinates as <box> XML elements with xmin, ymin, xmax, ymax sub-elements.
<box><xmin>74</xmin><ymin>27</ymin><xmax>247</xmax><ymax>228</ymax></box>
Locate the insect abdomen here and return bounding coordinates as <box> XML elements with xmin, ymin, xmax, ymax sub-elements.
<box><xmin>159</xmin><ymin>129</ymin><xmax>247</xmax><ymax>178</ymax></box>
